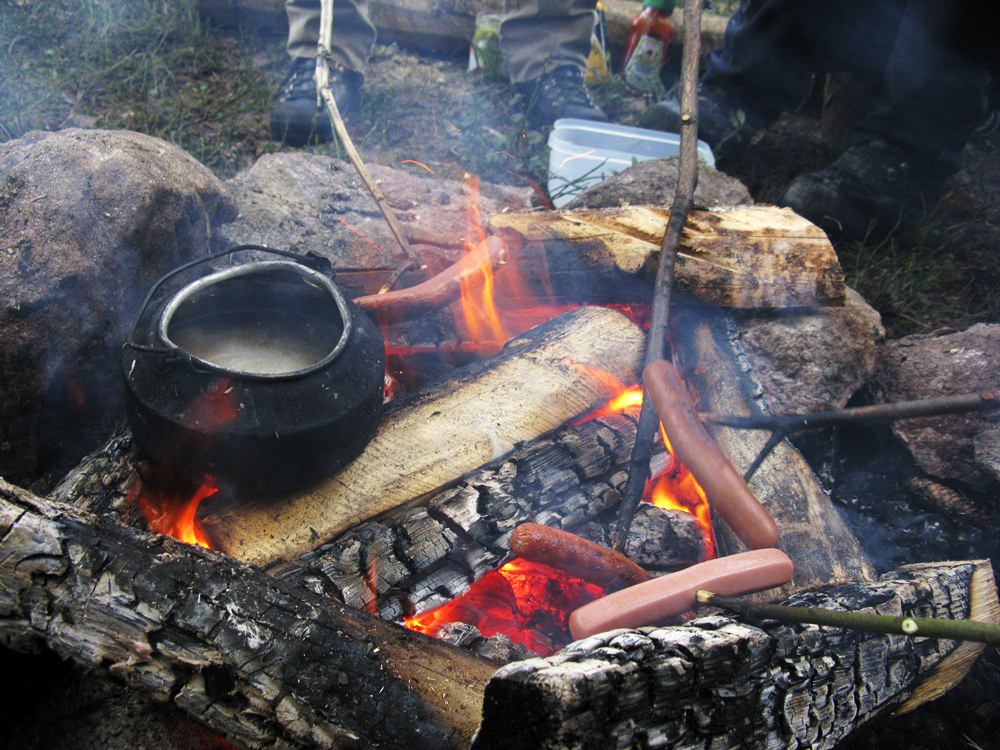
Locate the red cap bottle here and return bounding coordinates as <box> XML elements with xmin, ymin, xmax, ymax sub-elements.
<box><xmin>622</xmin><ymin>0</ymin><xmax>676</xmax><ymax>94</ymax></box>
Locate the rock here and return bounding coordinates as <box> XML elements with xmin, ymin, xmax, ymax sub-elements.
<box><xmin>869</xmin><ymin>323</ymin><xmax>1000</xmax><ymax>495</ymax></box>
<box><xmin>974</xmin><ymin>429</ymin><xmax>1000</xmax><ymax>485</ymax></box>
<box><xmin>735</xmin><ymin>287</ymin><xmax>885</xmax><ymax>415</ymax></box>
<box><xmin>217</xmin><ymin>152</ymin><xmax>533</xmax><ymax>290</ymax></box>
<box><xmin>0</xmin><ymin>128</ymin><xmax>235</xmax><ymax>488</ymax></box>
<box><xmin>565</xmin><ymin>156</ymin><xmax>753</xmax><ymax>210</ymax></box>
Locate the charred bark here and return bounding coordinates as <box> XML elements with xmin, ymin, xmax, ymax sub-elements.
<box><xmin>472</xmin><ymin>560</ymin><xmax>999</xmax><ymax>750</ymax></box>
<box><xmin>270</xmin><ymin>411</ymin><xmax>706</xmax><ymax>621</ymax></box>
<box><xmin>0</xmin><ymin>479</ymin><xmax>494</xmax><ymax>750</ymax></box>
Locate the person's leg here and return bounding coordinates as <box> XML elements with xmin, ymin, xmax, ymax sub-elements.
<box><xmin>641</xmin><ymin>0</ymin><xmax>906</xmax><ymax>161</ymax></box>
<box><xmin>782</xmin><ymin>0</ymin><xmax>995</xmax><ymax>243</ymax></box>
<box><xmin>272</xmin><ymin>0</ymin><xmax>374</xmax><ymax>145</ymax></box>
<box><xmin>500</xmin><ymin>0</ymin><xmax>608</xmax><ymax>127</ymax></box>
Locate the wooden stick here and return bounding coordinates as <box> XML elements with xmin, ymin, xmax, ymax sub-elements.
<box><xmin>612</xmin><ymin>0</ymin><xmax>702</xmax><ymax>552</ymax></box>
<box><xmin>701</xmin><ymin>390</ymin><xmax>1000</xmax><ymax>431</ymax></box>
<box><xmin>697</xmin><ymin>588</ymin><xmax>1000</xmax><ymax>645</ymax></box>
<box><xmin>315</xmin><ymin>0</ymin><xmax>417</xmax><ymax>279</ymax></box>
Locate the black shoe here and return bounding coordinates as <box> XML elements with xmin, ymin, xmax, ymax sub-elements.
<box><xmin>514</xmin><ymin>65</ymin><xmax>609</xmax><ymax>129</ymax></box>
<box><xmin>639</xmin><ymin>86</ymin><xmax>764</xmax><ymax>164</ymax></box>
<box><xmin>269</xmin><ymin>57</ymin><xmax>363</xmax><ymax>146</ymax></box>
<box><xmin>780</xmin><ymin>137</ymin><xmax>948</xmax><ymax>244</ymax></box>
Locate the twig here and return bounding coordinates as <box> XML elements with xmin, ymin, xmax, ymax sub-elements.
<box><xmin>612</xmin><ymin>0</ymin><xmax>702</xmax><ymax>553</ymax></box>
<box><xmin>704</xmin><ymin>391</ymin><xmax>999</xmax><ymax>481</ymax></box>
<box><xmin>696</xmin><ymin>589</ymin><xmax>1000</xmax><ymax>646</ymax></box>
<box><xmin>701</xmin><ymin>391</ymin><xmax>999</xmax><ymax>431</ymax></box>
<box><xmin>316</xmin><ymin>0</ymin><xmax>418</xmax><ymax>287</ymax></box>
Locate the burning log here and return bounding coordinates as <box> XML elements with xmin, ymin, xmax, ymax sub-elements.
<box><xmin>472</xmin><ymin>560</ymin><xmax>999</xmax><ymax>750</ymax></box>
<box><xmin>670</xmin><ymin>307</ymin><xmax>876</xmax><ymax>595</ymax></box>
<box><xmin>0</xmin><ymin>479</ymin><xmax>494</xmax><ymax>750</ymax></box>
<box><xmin>488</xmin><ymin>205</ymin><xmax>846</xmax><ymax>310</ymax></box>
<box><xmin>267</xmin><ymin>409</ymin><xmax>706</xmax><ymax>624</ymax></box>
<box><xmin>199</xmin><ymin>305</ymin><xmax>645</xmax><ymax>567</ymax></box>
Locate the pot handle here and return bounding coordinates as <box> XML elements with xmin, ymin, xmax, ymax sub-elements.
<box><xmin>125</xmin><ymin>244</ymin><xmax>335</xmax><ymax>354</ymax></box>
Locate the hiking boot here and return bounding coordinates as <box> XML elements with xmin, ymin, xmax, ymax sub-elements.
<box><xmin>780</xmin><ymin>137</ymin><xmax>948</xmax><ymax>244</ymax></box>
<box><xmin>639</xmin><ymin>86</ymin><xmax>764</xmax><ymax>164</ymax></box>
<box><xmin>515</xmin><ymin>64</ymin><xmax>609</xmax><ymax>129</ymax></box>
<box><xmin>269</xmin><ymin>57</ymin><xmax>363</xmax><ymax>146</ymax></box>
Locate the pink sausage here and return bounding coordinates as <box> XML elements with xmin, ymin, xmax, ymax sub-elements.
<box><xmin>568</xmin><ymin>548</ymin><xmax>793</xmax><ymax>639</ymax></box>
<box><xmin>643</xmin><ymin>360</ymin><xmax>780</xmax><ymax>550</ymax></box>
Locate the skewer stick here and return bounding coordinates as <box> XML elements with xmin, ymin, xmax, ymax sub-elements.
<box><xmin>316</xmin><ymin>0</ymin><xmax>418</xmax><ymax>285</ymax></box>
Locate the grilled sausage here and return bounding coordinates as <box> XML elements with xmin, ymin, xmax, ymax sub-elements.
<box><xmin>354</xmin><ymin>235</ymin><xmax>508</xmax><ymax>320</ymax></box>
<box><xmin>568</xmin><ymin>548</ymin><xmax>794</xmax><ymax>639</ymax></box>
<box><xmin>510</xmin><ymin>522</ymin><xmax>652</xmax><ymax>591</ymax></box>
<box><xmin>643</xmin><ymin>359</ymin><xmax>780</xmax><ymax>550</ymax></box>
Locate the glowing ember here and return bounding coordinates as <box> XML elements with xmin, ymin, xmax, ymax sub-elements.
<box><xmin>404</xmin><ymin>559</ymin><xmax>603</xmax><ymax>656</ymax></box>
<box><xmin>133</xmin><ymin>477</ymin><xmax>215</xmax><ymax>549</ymax></box>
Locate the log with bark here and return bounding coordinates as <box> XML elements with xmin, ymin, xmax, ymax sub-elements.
<box><xmin>0</xmin><ymin>479</ymin><xmax>494</xmax><ymax>750</ymax></box>
<box><xmin>488</xmin><ymin>205</ymin><xmax>846</xmax><ymax>310</ymax></box>
<box><xmin>471</xmin><ymin>559</ymin><xmax>999</xmax><ymax>750</ymax></box>
<box><xmin>197</xmin><ymin>305</ymin><xmax>645</xmax><ymax>567</ymax></box>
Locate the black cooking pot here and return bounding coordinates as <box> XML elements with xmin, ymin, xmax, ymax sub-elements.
<box><xmin>123</xmin><ymin>245</ymin><xmax>385</xmax><ymax>495</ymax></box>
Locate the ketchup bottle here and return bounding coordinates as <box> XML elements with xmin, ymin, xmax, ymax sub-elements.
<box><xmin>622</xmin><ymin>0</ymin><xmax>675</xmax><ymax>94</ymax></box>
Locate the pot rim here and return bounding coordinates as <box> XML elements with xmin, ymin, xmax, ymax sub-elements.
<box><xmin>157</xmin><ymin>259</ymin><xmax>355</xmax><ymax>381</ymax></box>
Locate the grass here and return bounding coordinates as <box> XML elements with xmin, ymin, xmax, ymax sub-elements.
<box><xmin>0</xmin><ymin>0</ymin><xmax>276</xmax><ymax>175</ymax></box>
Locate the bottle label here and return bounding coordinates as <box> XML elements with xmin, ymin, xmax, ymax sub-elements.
<box><xmin>624</xmin><ymin>35</ymin><xmax>664</xmax><ymax>93</ymax></box>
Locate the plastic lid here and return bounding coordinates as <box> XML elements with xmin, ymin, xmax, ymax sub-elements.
<box><xmin>643</xmin><ymin>0</ymin><xmax>675</xmax><ymax>12</ymax></box>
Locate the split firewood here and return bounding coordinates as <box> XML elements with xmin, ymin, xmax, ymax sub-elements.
<box><xmin>0</xmin><ymin>479</ymin><xmax>494</xmax><ymax>750</ymax></box>
<box><xmin>473</xmin><ymin>560</ymin><xmax>999</xmax><ymax>750</ymax></box>
<box><xmin>199</xmin><ymin>306</ymin><xmax>645</xmax><ymax>567</ymax></box>
<box><xmin>488</xmin><ymin>205</ymin><xmax>846</xmax><ymax>309</ymax></box>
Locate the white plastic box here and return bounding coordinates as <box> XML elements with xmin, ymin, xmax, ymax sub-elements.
<box><xmin>547</xmin><ymin>118</ymin><xmax>716</xmax><ymax>208</ymax></box>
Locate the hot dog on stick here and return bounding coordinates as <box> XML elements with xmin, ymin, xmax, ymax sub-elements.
<box><xmin>569</xmin><ymin>548</ymin><xmax>794</xmax><ymax>639</ymax></box>
<box><xmin>643</xmin><ymin>359</ymin><xmax>780</xmax><ymax>550</ymax></box>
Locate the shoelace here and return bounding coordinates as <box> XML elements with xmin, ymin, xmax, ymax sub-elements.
<box><xmin>281</xmin><ymin>59</ymin><xmax>351</xmax><ymax>98</ymax></box>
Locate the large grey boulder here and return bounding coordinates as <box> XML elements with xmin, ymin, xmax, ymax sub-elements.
<box><xmin>735</xmin><ymin>287</ymin><xmax>886</xmax><ymax>415</ymax></box>
<box><xmin>869</xmin><ymin>323</ymin><xmax>1000</xmax><ymax>494</ymax></box>
<box><xmin>0</xmin><ymin>128</ymin><xmax>235</xmax><ymax>488</ymax></box>
<box><xmin>217</xmin><ymin>152</ymin><xmax>533</xmax><ymax>284</ymax></box>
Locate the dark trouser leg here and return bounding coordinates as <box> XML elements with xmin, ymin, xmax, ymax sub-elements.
<box><xmin>702</xmin><ymin>0</ymin><xmax>907</xmax><ymax>125</ymax></box>
<box><xmin>499</xmin><ymin>0</ymin><xmax>596</xmax><ymax>84</ymax></box>
<box><xmin>285</xmin><ymin>0</ymin><xmax>375</xmax><ymax>73</ymax></box>
<box><xmin>857</xmin><ymin>0</ymin><xmax>992</xmax><ymax>176</ymax></box>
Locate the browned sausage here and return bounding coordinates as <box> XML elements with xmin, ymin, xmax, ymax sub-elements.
<box><xmin>643</xmin><ymin>360</ymin><xmax>780</xmax><ymax>550</ymax></box>
<box><xmin>568</xmin><ymin>548</ymin><xmax>794</xmax><ymax>639</ymax></box>
<box><xmin>354</xmin><ymin>235</ymin><xmax>508</xmax><ymax>321</ymax></box>
<box><xmin>510</xmin><ymin>522</ymin><xmax>652</xmax><ymax>591</ymax></box>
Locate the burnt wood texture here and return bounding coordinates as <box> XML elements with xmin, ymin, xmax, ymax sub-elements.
<box><xmin>0</xmin><ymin>479</ymin><xmax>493</xmax><ymax>750</ymax></box>
<box><xmin>471</xmin><ymin>560</ymin><xmax>999</xmax><ymax>750</ymax></box>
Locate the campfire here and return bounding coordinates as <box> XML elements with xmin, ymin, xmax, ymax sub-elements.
<box><xmin>1</xmin><ymin>158</ymin><xmax>991</xmax><ymax>750</ymax></box>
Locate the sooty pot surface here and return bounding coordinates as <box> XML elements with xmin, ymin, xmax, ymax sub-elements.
<box><xmin>123</xmin><ymin>251</ymin><xmax>385</xmax><ymax>495</ymax></box>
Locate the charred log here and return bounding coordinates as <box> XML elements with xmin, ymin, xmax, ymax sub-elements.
<box><xmin>0</xmin><ymin>479</ymin><xmax>494</xmax><ymax>750</ymax></box>
<box><xmin>472</xmin><ymin>560</ymin><xmax>999</xmax><ymax>750</ymax></box>
<box><xmin>269</xmin><ymin>411</ymin><xmax>706</xmax><ymax>621</ymax></box>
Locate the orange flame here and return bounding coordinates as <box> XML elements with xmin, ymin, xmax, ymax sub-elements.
<box><xmin>404</xmin><ymin>559</ymin><xmax>603</xmax><ymax>656</ymax></box>
<box><xmin>133</xmin><ymin>476</ymin><xmax>215</xmax><ymax>549</ymax></box>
